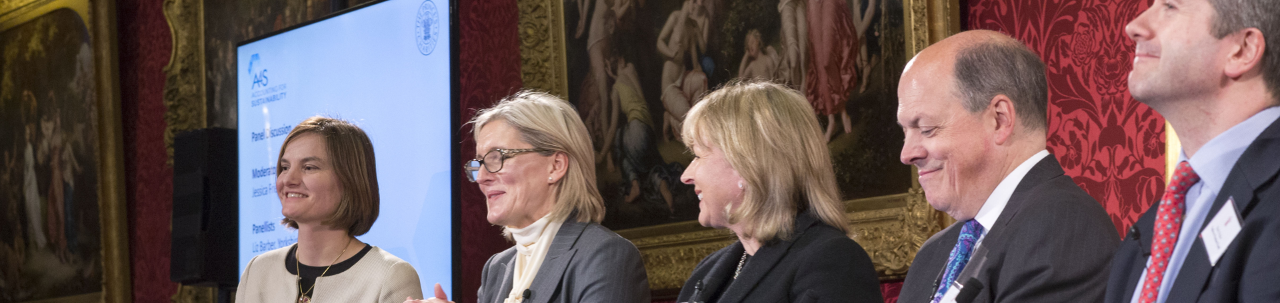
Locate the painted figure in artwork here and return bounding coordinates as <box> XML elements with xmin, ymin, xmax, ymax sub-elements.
<box><xmin>599</xmin><ymin>52</ymin><xmax>677</xmax><ymax>214</ymax></box>
<box><xmin>657</xmin><ymin>0</ymin><xmax>709</xmax><ymax>142</ymax></box>
<box><xmin>806</xmin><ymin>0</ymin><xmax>877</xmax><ymax>141</ymax></box>
<box><xmin>778</xmin><ymin>0</ymin><xmax>807</xmax><ymax>87</ymax></box>
<box><xmin>40</xmin><ymin>105</ymin><xmax>68</xmax><ymax>263</ymax></box>
<box><xmin>738</xmin><ymin>29</ymin><xmax>780</xmax><ymax>81</ymax></box>
<box><xmin>584</xmin><ymin>0</ymin><xmax>635</xmax><ymax>147</ymax></box>
<box><xmin>21</xmin><ymin>91</ymin><xmax>48</xmax><ymax>251</ymax></box>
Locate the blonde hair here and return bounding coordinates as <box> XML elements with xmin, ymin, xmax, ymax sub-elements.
<box><xmin>278</xmin><ymin>116</ymin><xmax>380</xmax><ymax>236</ymax></box>
<box><xmin>469</xmin><ymin>91</ymin><xmax>605</xmax><ymax>224</ymax></box>
<box><xmin>682</xmin><ymin>81</ymin><xmax>849</xmax><ymax>242</ymax></box>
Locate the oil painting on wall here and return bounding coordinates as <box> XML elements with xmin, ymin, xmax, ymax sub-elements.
<box><xmin>561</xmin><ymin>0</ymin><xmax>914</xmax><ymax>230</ymax></box>
<box><xmin>0</xmin><ymin>6</ymin><xmax>103</xmax><ymax>302</ymax></box>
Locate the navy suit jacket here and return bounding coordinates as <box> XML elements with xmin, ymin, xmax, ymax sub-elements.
<box><xmin>1106</xmin><ymin>116</ymin><xmax>1280</xmax><ymax>303</ymax></box>
<box><xmin>899</xmin><ymin>156</ymin><xmax>1119</xmax><ymax>303</ymax></box>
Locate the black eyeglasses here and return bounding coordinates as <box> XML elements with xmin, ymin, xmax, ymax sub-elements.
<box><xmin>463</xmin><ymin>148</ymin><xmax>552</xmax><ymax>182</ymax></box>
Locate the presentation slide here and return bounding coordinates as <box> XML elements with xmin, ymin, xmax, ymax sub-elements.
<box><xmin>236</xmin><ymin>0</ymin><xmax>452</xmax><ymax>296</ymax></box>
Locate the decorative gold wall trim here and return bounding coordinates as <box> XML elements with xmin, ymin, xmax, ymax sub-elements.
<box><xmin>94</xmin><ymin>0</ymin><xmax>132</xmax><ymax>301</ymax></box>
<box><xmin>846</xmin><ymin>189</ymin><xmax>942</xmax><ymax>279</ymax></box>
<box><xmin>904</xmin><ymin>0</ymin><xmax>960</xmax><ymax>56</ymax></box>
<box><xmin>0</xmin><ymin>0</ymin><xmax>41</xmax><ymax>13</ymax></box>
<box><xmin>162</xmin><ymin>0</ymin><xmax>208</xmax><ymax>165</ymax></box>
<box><xmin>162</xmin><ymin>0</ymin><xmax>218</xmax><ymax>301</ymax></box>
<box><xmin>170</xmin><ymin>284</ymin><xmax>217</xmax><ymax>303</ymax></box>
<box><xmin>517</xmin><ymin>0</ymin><xmax>569</xmax><ymax>98</ymax></box>
<box><xmin>617</xmin><ymin>189</ymin><xmax>940</xmax><ymax>290</ymax></box>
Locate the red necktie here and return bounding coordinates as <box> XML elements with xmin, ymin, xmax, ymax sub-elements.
<box><xmin>1138</xmin><ymin>161</ymin><xmax>1200</xmax><ymax>303</ymax></box>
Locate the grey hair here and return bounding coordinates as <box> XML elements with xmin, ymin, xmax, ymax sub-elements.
<box><xmin>952</xmin><ymin>39</ymin><xmax>1049</xmax><ymax>131</ymax></box>
<box><xmin>1209</xmin><ymin>0</ymin><xmax>1280</xmax><ymax>104</ymax></box>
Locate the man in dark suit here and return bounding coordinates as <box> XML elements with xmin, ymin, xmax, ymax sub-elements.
<box><xmin>896</xmin><ymin>30</ymin><xmax>1119</xmax><ymax>303</ymax></box>
<box><xmin>1106</xmin><ymin>0</ymin><xmax>1280</xmax><ymax>302</ymax></box>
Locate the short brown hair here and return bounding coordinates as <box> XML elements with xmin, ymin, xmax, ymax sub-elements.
<box><xmin>1208</xmin><ymin>0</ymin><xmax>1280</xmax><ymax>104</ymax></box>
<box><xmin>278</xmin><ymin>116</ymin><xmax>380</xmax><ymax>236</ymax></box>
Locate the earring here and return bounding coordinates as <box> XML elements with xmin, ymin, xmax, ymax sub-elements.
<box><xmin>549</xmin><ymin>177</ymin><xmax>554</xmax><ymax>182</ymax></box>
<box><xmin>738</xmin><ymin>181</ymin><xmax>744</xmax><ymax>189</ymax></box>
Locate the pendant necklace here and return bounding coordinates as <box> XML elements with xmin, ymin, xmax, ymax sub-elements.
<box><xmin>296</xmin><ymin>237</ymin><xmax>354</xmax><ymax>303</ymax></box>
<box><xmin>734</xmin><ymin>251</ymin><xmax>748</xmax><ymax>280</ymax></box>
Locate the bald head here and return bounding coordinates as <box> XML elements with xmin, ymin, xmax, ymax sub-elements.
<box><xmin>902</xmin><ymin>30</ymin><xmax>1048</xmax><ymax>131</ymax></box>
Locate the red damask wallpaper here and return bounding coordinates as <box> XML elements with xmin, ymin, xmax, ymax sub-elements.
<box><xmin>967</xmin><ymin>0</ymin><xmax>1167</xmax><ymax>235</ymax></box>
<box><xmin>118</xmin><ymin>0</ymin><xmax>178</xmax><ymax>300</ymax></box>
<box><xmin>455</xmin><ymin>0</ymin><xmax>526</xmax><ymax>302</ymax></box>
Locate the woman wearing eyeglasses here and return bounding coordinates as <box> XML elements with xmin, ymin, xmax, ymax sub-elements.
<box><xmin>413</xmin><ymin>91</ymin><xmax>649</xmax><ymax>303</ymax></box>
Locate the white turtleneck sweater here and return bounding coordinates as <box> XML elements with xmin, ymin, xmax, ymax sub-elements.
<box><xmin>504</xmin><ymin>215</ymin><xmax>564</xmax><ymax>303</ymax></box>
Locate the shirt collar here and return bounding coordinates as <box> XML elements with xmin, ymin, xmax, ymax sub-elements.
<box><xmin>973</xmin><ymin>150</ymin><xmax>1050</xmax><ymax>231</ymax></box>
<box><xmin>509</xmin><ymin>214</ymin><xmax>554</xmax><ymax>247</ymax></box>
<box><xmin>1181</xmin><ymin>106</ymin><xmax>1280</xmax><ymax>194</ymax></box>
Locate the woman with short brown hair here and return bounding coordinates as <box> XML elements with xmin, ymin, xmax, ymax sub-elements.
<box><xmin>237</xmin><ymin>116</ymin><xmax>422</xmax><ymax>303</ymax></box>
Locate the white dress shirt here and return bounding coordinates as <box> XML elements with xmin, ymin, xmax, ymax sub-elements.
<box><xmin>972</xmin><ymin>150</ymin><xmax>1051</xmax><ymax>250</ymax></box>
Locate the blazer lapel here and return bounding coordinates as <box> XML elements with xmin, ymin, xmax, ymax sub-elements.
<box><xmin>933</xmin><ymin>156</ymin><xmax>1059</xmax><ymax>299</ymax></box>
<box><xmin>1118</xmin><ymin>209</ymin><xmax>1158</xmax><ymax>302</ymax></box>
<box><xmin>493</xmin><ymin>251</ymin><xmax>517</xmax><ymax>303</ymax></box>
<box><xmin>526</xmin><ymin>221</ymin><xmax>587</xmax><ymax>303</ymax></box>
<box><xmin>688</xmin><ymin>243</ymin><xmax>744</xmax><ymax>302</ymax></box>
<box><xmin>952</xmin><ymin>246</ymin><xmax>989</xmax><ymax>289</ymax></box>
<box><xmin>716</xmin><ymin>213</ymin><xmax>819</xmax><ymax>303</ymax></box>
<box><xmin>991</xmin><ymin>155</ymin><xmax>1064</xmax><ymax>236</ymax></box>
<box><xmin>1167</xmin><ymin>117</ymin><xmax>1280</xmax><ymax>303</ymax></box>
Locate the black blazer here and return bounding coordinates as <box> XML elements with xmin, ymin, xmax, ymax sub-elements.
<box><xmin>1106</xmin><ymin>116</ymin><xmax>1280</xmax><ymax>303</ymax></box>
<box><xmin>899</xmin><ymin>155</ymin><xmax>1119</xmax><ymax>303</ymax></box>
<box><xmin>675</xmin><ymin>211</ymin><xmax>882</xmax><ymax>303</ymax></box>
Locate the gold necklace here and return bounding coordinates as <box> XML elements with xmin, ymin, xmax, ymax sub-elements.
<box><xmin>296</xmin><ymin>237</ymin><xmax>354</xmax><ymax>303</ymax></box>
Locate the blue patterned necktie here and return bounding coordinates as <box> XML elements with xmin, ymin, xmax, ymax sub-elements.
<box><xmin>932</xmin><ymin>219</ymin><xmax>985</xmax><ymax>303</ymax></box>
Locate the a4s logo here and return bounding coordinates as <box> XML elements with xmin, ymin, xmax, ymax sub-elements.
<box><xmin>249</xmin><ymin>53</ymin><xmax>269</xmax><ymax>89</ymax></box>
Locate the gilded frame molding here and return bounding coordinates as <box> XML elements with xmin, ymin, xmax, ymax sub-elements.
<box><xmin>161</xmin><ymin>0</ymin><xmax>207</xmax><ymax>165</ymax></box>
<box><xmin>0</xmin><ymin>0</ymin><xmax>130</xmax><ymax>301</ymax></box>
<box><xmin>162</xmin><ymin>0</ymin><xmax>218</xmax><ymax>301</ymax></box>
<box><xmin>518</xmin><ymin>0</ymin><xmax>959</xmax><ymax>293</ymax></box>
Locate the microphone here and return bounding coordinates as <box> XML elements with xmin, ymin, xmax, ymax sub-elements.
<box><xmin>522</xmin><ymin>289</ymin><xmax>532</xmax><ymax>303</ymax></box>
<box><xmin>683</xmin><ymin>281</ymin><xmax>705</xmax><ymax>303</ymax></box>
<box><xmin>956</xmin><ymin>277</ymin><xmax>984</xmax><ymax>303</ymax></box>
<box><xmin>1128</xmin><ymin>225</ymin><xmax>1151</xmax><ymax>257</ymax></box>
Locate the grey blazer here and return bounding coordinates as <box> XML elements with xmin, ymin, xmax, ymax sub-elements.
<box><xmin>476</xmin><ymin>220</ymin><xmax>650</xmax><ymax>303</ymax></box>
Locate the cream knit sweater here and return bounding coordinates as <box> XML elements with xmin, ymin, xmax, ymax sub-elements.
<box><xmin>235</xmin><ymin>245</ymin><xmax>423</xmax><ymax>303</ymax></box>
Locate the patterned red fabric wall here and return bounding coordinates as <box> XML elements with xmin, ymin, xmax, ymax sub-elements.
<box><xmin>966</xmin><ymin>0</ymin><xmax>1167</xmax><ymax>235</ymax></box>
<box><xmin>117</xmin><ymin>0</ymin><xmax>179</xmax><ymax>300</ymax></box>
<box><xmin>455</xmin><ymin>0</ymin><xmax>525</xmax><ymax>302</ymax></box>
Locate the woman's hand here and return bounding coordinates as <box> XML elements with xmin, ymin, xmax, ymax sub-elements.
<box><xmin>403</xmin><ymin>283</ymin><xmax>453</xmax><ymax>303</ymax></box>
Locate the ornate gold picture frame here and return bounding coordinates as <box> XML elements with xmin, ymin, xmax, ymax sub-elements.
<box><xmin>518</xmin><ymin>0</ymin><xmax>960</xmax><ymax>295</ymax></box>
<box><xmin>0</xmin><ymin>0</ymin><xmax>129</xmax><ymax>302</ymax></box>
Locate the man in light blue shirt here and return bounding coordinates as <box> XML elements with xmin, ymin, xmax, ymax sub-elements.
<box><xmin>1106</xmin><ymin>0</ymin><xmax>1280</xmax><ymax>302</ymax></box>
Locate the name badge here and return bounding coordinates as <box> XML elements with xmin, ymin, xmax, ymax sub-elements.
<box><xmin>1200</xmin><ymin>197</ymin><xmax>1243</xmax><ymax>267</ymax></box>
<box><xmin>939</xmin><ymin>281</ymin><xmax>963</xmax><ymax>303</ymax></box>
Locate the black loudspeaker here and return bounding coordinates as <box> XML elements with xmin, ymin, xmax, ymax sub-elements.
<box><xmin>171</xmin><ymin>128</ymin><xmax>238</xmax><ymax>286</ymax></box>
